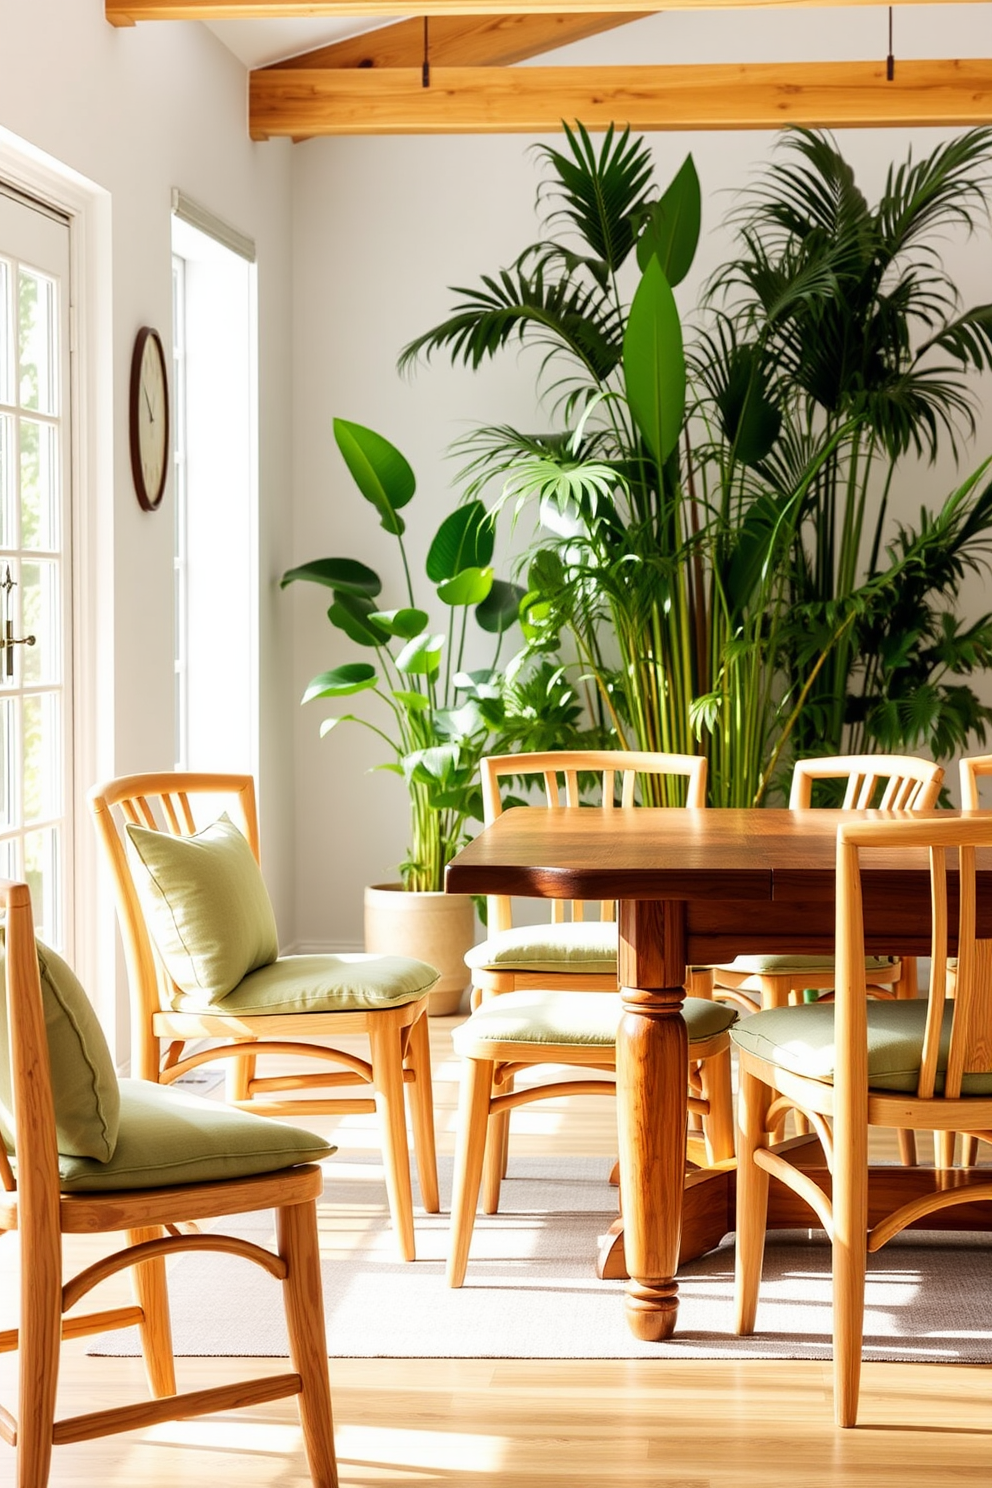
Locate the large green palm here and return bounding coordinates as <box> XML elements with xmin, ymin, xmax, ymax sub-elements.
<box><xmin>703</xmin><ymin>128</ymin><xmax>992</xmax><ymax>757</ymax></box>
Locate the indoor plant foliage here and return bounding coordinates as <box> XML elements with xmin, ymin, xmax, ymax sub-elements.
<box><xmin>402</xmin><ymin>124</ymin><xmax>992</xmax><ymax>805</ymax></box>
<box><xmin>282</xmin><ymin>418</ymin><xmax>584</xmax><ymax>892</ymax></box>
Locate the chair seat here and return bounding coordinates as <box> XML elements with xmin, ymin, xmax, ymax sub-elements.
<box><xmin>465</xmin><ymin>921</ymin><xmax>619</xmax><ymax>976</ymax></box>
<box><xmin>731</xmin><ymin>999</ymin><xmax>992</xmax><ymax>1095</ymax></box>
<box><xmin>453</xmin><ymin>989</ymin><xmax>737</xmax><ymax>1052</ymax></box>
<box><xmin>57</xmin><ymin>1079</ymin><xmax>334</xmax><ymax>1192</ymax></box>
<box><xmin>171</xmin><ymin>952</ymin><xmax>439</xmax><ymax>1015</ymax></box>
<box><xmin>715</xmin><ymin>954</ymin><xmax>895</xmax><ymax>978</ymax></box>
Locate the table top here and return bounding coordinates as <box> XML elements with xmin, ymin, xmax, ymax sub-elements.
<box><xmin>445</xmin><ymin>806</ymin><xmax>992</xmax><ymax>956</ymax></box>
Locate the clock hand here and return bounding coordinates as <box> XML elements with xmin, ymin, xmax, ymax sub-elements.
<box><xmin>143</xmin><ymin>382</ymin><xmax>154</xmax><ymax>422</ymax></box>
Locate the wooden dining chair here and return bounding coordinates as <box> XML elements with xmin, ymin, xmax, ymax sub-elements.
<box><xmin>466</xmin><ymin>749</ymin><xmax>708</xmax><ymax>1004</ymax></box>
<box><xmin>0</xmin><ymin>877</ymin><xmax>338</xmax><ymax>1488</ymax></box>
<box><xmin>446</xmin><ymin>987</ymin><xmax>737</xmax><ymax>1286</ymax></box>
<box><xmin>464</xmin><ymin>749</ymin><xmax>710</xmax><ymax>1184</ymax></box>
<box><xmin>732</xmin><ymin>815</ymin><xmax>992</xmax><ymax>1427</ymax></box>
<box><xmin>960</xmin><ymin>752</ymin><xmax>992</xmax><ymax>809</ymax></box>
<box><xmin>710</xmin><ymin>754</ymin><xmax>944</xmax><ymax>1016</ymax></box>
<box><xmin>89</xmin><ymin>771</ymin><xmax>439</xmax><ymax>1261</ymax></box>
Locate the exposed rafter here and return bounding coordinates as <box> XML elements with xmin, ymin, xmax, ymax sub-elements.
<box><xmin>106</xmin><ymin>0</ymin><xmax>992</xmax><ymax>22</ymax></box>
<box><xmin>266</xmin><ymin>13</ymin><xmax>647</xmax><ymax>71</ymax></box>
<box><xmin>249</xmin><ymin>58</ymin><xmax>992</xmax><ymax>139</ymax></box>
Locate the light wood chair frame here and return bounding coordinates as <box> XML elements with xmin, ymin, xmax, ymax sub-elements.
<box><xmin>0</xmin><ymin>877</ymin><xmax>338</xmax><ymax>1488</ymax></box>
<box><xmin>734</xmin><ymin>816</ymin><xmax>992</xmax><ymax>1427</ymax></box>
<box><xmin>473</xmin><ymin>749</ymin><xmax>708</xmax><ymax>1002</ymax></box>
<box><xmin>711</xmin><ymin>753</ymin><xmax>945</xmax><ymax>1015</ymax></box>
<box><xmin>89</xmin><ymin>771</ymin><xmax>438</xmax><ymax>1262</ymax></box>
<box><xmin>473</xmin><ymin>750</ymin><xmax>709</xmax><ymax>1173</ymax></box>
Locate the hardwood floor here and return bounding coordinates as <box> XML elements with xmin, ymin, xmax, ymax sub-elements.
<box><xmin>3</xmin><ymin>1014</ymin><xmax>991</xmax><ymax>1486</ymax></box>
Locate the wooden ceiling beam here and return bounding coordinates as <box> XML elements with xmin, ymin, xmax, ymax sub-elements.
<box><xmin>249</xmin><ymin>58</ymin><xmax>992</xmax><ymax>138</ymax></box>
<box><xmin>267</xmin><ymin>14</ymin><xmax>648</xmax><ymax>72</ymax></box>
<box><xmin>107</xmin><ymin>0</ymin><xmax>992</xmax><ymax>24</ymax></box>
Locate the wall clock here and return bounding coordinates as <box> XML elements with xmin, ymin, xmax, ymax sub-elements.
<box><xmin>128</xmin><ymin>325</ymin><xmax>170</xmax><ymax>512</ymax></box>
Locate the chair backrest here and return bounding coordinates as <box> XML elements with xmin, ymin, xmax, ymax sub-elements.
<box><xmin>480</xmin><ymin>749</ymin><xmax>707</xmax><ymax>934</ymax></box>
<box><xmin>88</xmin><ymin>772</ymin><xmax>260</xmax><ymax>1078</ymax></box>
<box><xmin>836</xmin><ymin>816</ymin><xmax>992</xmax><ymax>1109</ymax></box>
<box><xmin>960</xmin><ymin>754</ymin><xmax>992</xmax><ymax>810</ymax></box>
<box><xmin>789</xmin><ymin>754</ymin><xmax>944</xmax><ymax>811</ymax></box>
<box><xmin>0</xmin><ymin>879</ymin><xmax>61</xmax><ymax>1263</ymax></box>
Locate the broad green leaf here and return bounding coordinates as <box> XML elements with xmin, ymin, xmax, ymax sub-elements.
<box><xmin>369</xmin><ymin>762</ymin><xmax>405</xmax><ymax>776</ymax></box>
<box><xmin>280</xmin><ymin>556</ymin><xmax>381</xmax><ymax>597</ymax></box>
<box><xmin>426</xmin><ymin>501</ymin><xmax>495</xmax><ymax>580</ymax></box>
<box><xmin>302</xmin><ymin>663</ymin><xmax>378</xmax><ymax>702</ymax></box>
<box><xmin>369</xmin><ymin>607</ymin><xmax>429</xmax><ymax>639</ymax></box>
<box><xmin>391</xmin><ymin>688</ymin><xmax>431</xmax><ymax>712</ymax></box>
<box><xmin>402</xmin><ymin>743</ymin><xmax>460</xmax><ymax>783</ymax></box>
<box><xmin>636</xmin><ymin>155</ymin><xmax>701</xmax><ymax>286</ymax></box>
<box><xmin>476</xmin><ymin>579</ymin><xmax>525</xmax><ymax>635</ymax></box>
<box><xmin>437</xmin><ymin>566</ymin><xmax>494</xmax><ymax>607</ymax></box>
<box><xmin>395</xmin><ymin>633</ymin><xmax>444</xmax><ymax>675</ymax></box>
<box><xmin>327</xmin><ymin>592</ymin><xmax>389</xmax><ymax>647</ymax></box>
<box><xmin>333</xmin><ymin>418</ymin><xmax>416</xmax><ymax>536</ymax></box>
<box><xmin>623</xmin><ymin>258</ymin><xmax>686</xmax><ymax>467</ymax></box>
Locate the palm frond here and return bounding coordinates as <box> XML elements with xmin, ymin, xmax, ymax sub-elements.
<box><xmin>534</xmin><ymin>122</ymin><xmax>656</xmax><ymax>274</ymax></box>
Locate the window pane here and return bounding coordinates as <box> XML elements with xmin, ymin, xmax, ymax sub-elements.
<box><xmin>0</xmin><ymin>412</ymin><xmax>13</xmax><ymax>548</ymax></box>
<box><xmin>19</xmin><ymin>416</ymin><xmax>58</xmax><ymax>549</ymax></box>
<box><xmin>21</xmin><ymin>559</ymin><xmax>60</xmax><ymax>685</ymax></box>
<box><xmin>22</xmin><ymin>690</ymin><xmax>61</xmax><ymax>822</ymax></box>
<box><xmin>0</xmin><ymin>258</ymin><xmax>11</xmax><ymax>408</ymax></box>
<box><xmin>24</xmin><ymin>824</ymin><xmax>58</xmax><ymax>945</ymax></box>
<box><xmin>0</xmin><ymin>697</ymin><xmax>15</xmax><ymax>830</ymax></box>
<box><xmin>18</xmin><ymin>266</ymin><xmax>57</xmax><ymax>415</ymax></box>
<box><xmin>0</xmin><ymin>835</ymin><xmax>17</xmax><ymax>880</ymax></box>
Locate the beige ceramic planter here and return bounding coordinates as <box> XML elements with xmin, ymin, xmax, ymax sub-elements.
<box><xmin>364</xmin><ymin>883</ymin><xmax>475</xmax><ymax>1017</ymax></box>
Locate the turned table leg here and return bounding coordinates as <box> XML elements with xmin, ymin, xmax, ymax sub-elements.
<box><xmin>615</xmin><ymin>899</ymin><xmax>689</xmax><ymax>1341</ymax></box>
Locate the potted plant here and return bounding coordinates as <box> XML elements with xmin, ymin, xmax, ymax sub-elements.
<box><xmin>401</xmin><ymin>123</ymin><xmax>992</xmax><ymax>802</ymax></box>
<box><xmin>282</xmin><ymin>418</ymin><xmax>585</xmax><ymax>1012</ymax></box>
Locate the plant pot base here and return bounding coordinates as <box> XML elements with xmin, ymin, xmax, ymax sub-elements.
<box><xmin>364</xmin><ymin>884</ymin><xmax>474</xmax><ymax>1017</ymax></box>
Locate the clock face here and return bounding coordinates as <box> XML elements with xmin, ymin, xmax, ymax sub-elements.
<box><xmin>129</xmin><ymin>327</ymin><xmax>169</xmax><ymax>511</ymax></box>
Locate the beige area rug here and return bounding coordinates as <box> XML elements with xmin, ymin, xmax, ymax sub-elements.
<box><xmin>89</xmin><ymin>1156</ymin><xmax>992</xmax><ymax>1362</ymax></box>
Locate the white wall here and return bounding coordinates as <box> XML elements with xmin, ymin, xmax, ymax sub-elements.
<box><xmin>0</xmin><ymin>2</ymin><xmax>296</xmax><ymax>1045</ymax></box>
<box><xmin>287</xmin><ymin>7</ymin><xmax>992</xmax><ymax>950</ymax></box>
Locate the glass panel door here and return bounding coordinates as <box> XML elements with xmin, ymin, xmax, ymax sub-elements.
<box><xmin>0</xmin><ymin>188</ymin><xmax>72</xmax><ymax>950</ymax></box>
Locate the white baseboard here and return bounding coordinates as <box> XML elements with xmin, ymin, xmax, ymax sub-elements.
<box><xmin>281</xmin><ymin>939</ymin><xmax>364</xmax><ymax>956</ymax></box>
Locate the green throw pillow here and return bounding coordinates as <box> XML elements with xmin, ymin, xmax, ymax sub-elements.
<box><xmin>125</xmin><ymin>813</ymin><xmax>279</xmax><ymax>1006</ymax></box>
<box><xmin>0</xmin><ymin>934</ymin><xmax>120</xmax><ymax>1163</ymax></box>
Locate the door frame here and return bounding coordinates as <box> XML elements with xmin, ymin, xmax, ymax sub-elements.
<box><xmin>0</xmin><ymin>125</ymin><xmax>115</xmax><ymax>1040</ymax></box>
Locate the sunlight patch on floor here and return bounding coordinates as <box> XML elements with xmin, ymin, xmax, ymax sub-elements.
<box><xmin>335</xmin><ymin>1422</ymin><xmax>506</xmax><ymax>1474</ymax></box>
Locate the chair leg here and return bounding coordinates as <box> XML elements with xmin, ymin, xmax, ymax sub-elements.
<box><xmin>447</xmin><ymin>1055</ymin><xmax>496</xmax><ymax>1288</ymax></box>
<box><xmin>734</xmin><ymin>1066</ymin><xmax>772</xmax><ymax>1336</ymax></box>
<box><xmin>276</xmin><ymin>1201</ymin><xmax>339</xmax><ymax>1488</ymax></box>
<box><xmin>18</xmin><ymin>1217</ymin><xmax>61</xmax><ymax>1488</ymax></box>
<box><xmin>482</xmin><ymin>1067</ymin><xmax>514</xmax><ymax>1215</ymax></box>
<box><xmin>934</xmin><ymin>1130</ymin><xmax>957</xmax><ymax>1169</ymax></box>
<box><xmin>832</xmin><ymin>1137</ymin><xmax>868</xmax><ymax>1429</ymax></box>
<box><xmin>225</xmin><ymin>1044</ymin><xmax>256</xmax><ymax>1104</ymax></box>
<box><xmin>404</xmin><ymin>1007</ymin><xmax>440</xmax><ymax>1214</ymax></box>
<box><xmin>897</xmin><ymin>1129</ymin><xmax>918</xmax><ymax>1166</ymax></box>
<box><xmin>961</xmin><ymin>1135</ymin><xmax>980</xmax><ymax>1166</ymax></box>
<box><xmin>368</xmin><ymin>1023</ymin><xmax>417</xmax><ymax>1262</ymax></box>
<box><xmin>698</xmin><ymin>1045</ymin><xmax>735</xmax><ymax>1164</ymax></box>
<box><xmin>128</xmin><ymin>1225</ymin><xmax>177</xmax><ymax>1397</ymax></box>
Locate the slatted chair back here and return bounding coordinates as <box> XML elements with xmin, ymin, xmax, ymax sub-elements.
<box><xmin>789</xmin><ymin>754</ymin><xmax>944</xmax><ymax>811</ymax></box>
<box><xmin>960</xmin><ymin>753</ymin><xmax>992</xmax><ymax>810</ymax></box>
<box><xmin>480</xmin><ymin>750</ymin><xmax>707</xmax><ymax>935</ymax></box>
<box><xmin>836</xmin><ymin>816</ymin><xmax>992</xmax><ymax>1108</ymax></box>
<box><xmin>88</xmin><ymin>772</ymin><xmax>259</xmax><ymax>1079</ymax></box>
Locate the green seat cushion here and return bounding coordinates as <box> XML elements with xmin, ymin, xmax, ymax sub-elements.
<box><xmin>466</xmin><ymin>922</ymin><xmax>619</xmax><ymax>976</ymax></box>
<box><xmin>453</xmin><ymin>989</ymin><xmax>736</xmax><ymax>1053</ymax></box>
<box><xmin>0</xmin><ymin>937</ymin><xmax>119</xmax><ymax>1163</ymax></box>
<box><xmin>57</xmin><ymin>1078</ymin><xmax>334</xmax><ymax>1192</ymax></box>
<box><xmin>716</xmin><ymin>954</ymin><xmax>894</xmax><ymax>979</ymax></box>
<box><xmin>172</xmin><ymin>952</ymin><xmax>439</xmax><ymax>1015</ymax></box>
<box><xmin>126</xmin><ymin>814</ymin><xmax>279</xmax><ymax>1005</ymax></box>
<box><xmin>731</xmin><ymin>999</ymin><xmax>992</xmax><ymax>1095</ymax></box>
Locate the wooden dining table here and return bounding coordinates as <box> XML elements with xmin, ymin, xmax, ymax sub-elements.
<box><xmin>445</xmin><ymin>805</ymin><xmax>992</xmax><ymax>1342</ymax></box>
